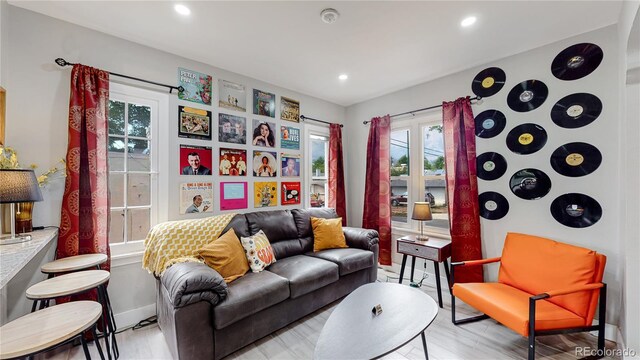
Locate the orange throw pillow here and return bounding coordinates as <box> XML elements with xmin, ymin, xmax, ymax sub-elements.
<box><xmin>311</xmin><ymin>217</ymin><xmax>348</xmax><ymax>252</ymax></box>
<box><xmin>198</xmin><ymin>228</ymin><xmax>249</xmax><ymax>283</ymax></box>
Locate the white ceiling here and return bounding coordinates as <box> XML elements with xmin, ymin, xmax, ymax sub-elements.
<box><xmin>9</xmin><ymin>1</ymin><xmax>623</xmax><ymax>106</ymax></box>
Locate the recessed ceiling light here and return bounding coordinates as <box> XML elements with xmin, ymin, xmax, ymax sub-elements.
<box><xmin>174</xmin><ymin>4</ymin><xmax>191</xmax><ymax>16</ymax></box>
<box><xmin>461</xmin><ymin>16</ymin><xmax>477</xmax><ymax>27</ymax></box>
<box><xmin>338</xmin><ymin>74</ymin><xmax>348</xmax><ymax>81</ymax></box>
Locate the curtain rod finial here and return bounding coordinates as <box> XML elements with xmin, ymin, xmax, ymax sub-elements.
<box><xmin>55</xmin><ymin>58</ymin><xmax>67</xmax><ymax>67</ymax></box>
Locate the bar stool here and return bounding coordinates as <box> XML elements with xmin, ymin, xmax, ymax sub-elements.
<box><xmin>0</xmin><ymin>301</ymin><xmax>105</xmax><ymax>360</ymax></box>
<box><xmin>41</xmin><ymin>254</ymin><xmax>108</xmax><ymax>276</ymax></box>
<box><xmin>26</xmin><ymin>270</ymin><xmax>118</xmax><ymax>359</ymax></box>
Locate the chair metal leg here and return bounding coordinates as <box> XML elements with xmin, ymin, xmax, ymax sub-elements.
<box><xmin>443</xmin><ymin>259</ymin><xmax>452</xmax><ymax>294</ymax></box>
<box><xmin>597</xmin><ymin>284</ymin><xmax>607</xmax><ymax>355</ymax></box>
<box><xmin>421</xmin><ymin>332</ymin><xmax>429</xmax><ymax>360</ymax></box>
<box><xmin>528</xmin><ymin>297</ymin><xmax>537</xmax><ymax>360</ymax></box>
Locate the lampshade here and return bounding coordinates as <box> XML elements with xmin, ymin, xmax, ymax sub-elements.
<box><xmin>411</xmin><ymin>202</ymin><xmax>433</xmax><ymax>221</ymax></box>
<box><xmin>0</xmin><ymin>169</ymin><xmax>43</xmax><ymax>204</ymax></box>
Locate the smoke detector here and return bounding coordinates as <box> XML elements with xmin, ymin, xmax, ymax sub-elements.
<box><xmin>320</xmin><ymin>8</ymin><xmax>340</xmax><ymax>24</ymax></box>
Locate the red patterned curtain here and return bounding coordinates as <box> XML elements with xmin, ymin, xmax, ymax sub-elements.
<box><xmin>58</xmin><ymin>64</ymin><xmax>111</xmax><ymax>275</ymax></box>
<box><xmin>328</xmin><ymin>124</ymin><xmax>347</xmax><ymax>225</ymax></box>
<box><xmin>442</xmin><ymin>97</ymin><xmax>483</xmax><ymax>283</ymax></box>
<box><xmin>362</xmin><ymin>115</ymin><xmax>391</xmax><ymax>265</ymax></box>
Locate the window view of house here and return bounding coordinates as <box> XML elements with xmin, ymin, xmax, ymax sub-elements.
<box><xmin>423</xmin><ymin>125</ymin><xmax>449</xmax><ymax>229</ymax></box>
<box><xmin>310</xmin><ymin>134</ymin><xmax>328</xmax><ymax>207</ymax></box>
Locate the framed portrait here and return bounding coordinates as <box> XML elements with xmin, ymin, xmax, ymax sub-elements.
<box><xmin>280</xmin><ymin>125</ymin><xmax>300</xmax><ymax>150</ymax></box>
<box><xmin>180</xmin><ymin>182</ymin><xmax>213</xmax><ymax>214</ymax></box>
<box><xmin>251</xmin><ymin>119</ymin><xmax>276</xmax><ymax>148</ymax></box>
<box><xmin>178</xmin><ymin>106</ymin><xmax>212</xmax><ymax>140</ymax></box>
<box><xmin>281</xmin><ymin>153</ymin><xmax>300</xmax><ymax>177</ymax></box>
<box><xmin>179</xmin><ymin>144</ymin><xmax>212</xmax><ymax>175</ymax></box>
<box><xmin>218</xmin><ymin>113</ymin><xmax>246</xmax><ymax>144</ymax></box>
<box><xmin>253</xmin><ymin>150</ymin><xmax>277</xmax><ymax>177</ymax></box>
<box><xmin>219</xmin><ymin>148</ymin><xmax>248</xmax><ymax>176</ymax></box>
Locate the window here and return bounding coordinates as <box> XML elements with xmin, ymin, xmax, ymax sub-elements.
<box><xmin>391</xmin><ymin>116</ymin><xmax>449</xmax><ymax>234</ymax></box>
<box><xmin>108</xmin><ymin>84</ymin><xmax>167</xmax><ymax>254</ymax></box>
<box><xmin>308</xmin><ymin>132</ymin><xmax>329</xmax><ymax>208</ymax></box>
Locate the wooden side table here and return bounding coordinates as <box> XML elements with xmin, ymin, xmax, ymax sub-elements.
<box><xmin>396</xmin><ymin>235</ymin><xmax>452</xmax><ymax>308</ymax></box>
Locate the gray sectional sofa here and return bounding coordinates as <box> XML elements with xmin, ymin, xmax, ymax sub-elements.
<box><xmin>156</xmin><ymin>208</ymin><xmax>380</xmax><ymax>359</ymax></box>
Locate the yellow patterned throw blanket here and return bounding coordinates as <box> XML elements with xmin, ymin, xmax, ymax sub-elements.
<box><xmin>142</xmin><ymin>213</ymin><xmax>237</xmax><ymax>276</ymax></box>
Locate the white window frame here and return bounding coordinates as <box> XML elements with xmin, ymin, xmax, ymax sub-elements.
<box><xmin>304</xmin><ymin>124</ymin><xmax>330</xmax><ymax>208</ymax></box>
<box><xmin>108</xmin><ymin>83</ymin><xmax>169</xmax><ymax>257</ymax></box>
<box><xmin>391</xmin><ymin>114</ymin><xmax>450</xmax><ymax>238</ymax></box>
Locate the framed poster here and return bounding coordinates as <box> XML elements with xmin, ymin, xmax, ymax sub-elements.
<box><xmin>253</xmin><ymin>89</ymin><xmax>275</xmax><ymax>118</ymax></box>
<box><xmin>253</xmin><ymin>150</ymin><xmax>277</xmax><ymax>177</ymax></box>
<box><xmin>218</xmin><ymin>113</ymin><xmax>246</xmax><ymax>144</ymax></box>
<box><xmin>281</xmin><ymin>182</ymin><xmax>301</xmax><ymax>205</ymax></box>
<box><xmin>179</xmin><ymin>106</ymin><xmax>212</xmax><ymax>140</ymax></box>
<box><xmin>281</xmin><ymin>153</ymin><xmax>300</xmax><ymax>177</ymax></box>
<box><xmin>179</xmin><ymin>145</ymin><xmax>212</xmax><ymax>175</ymax></box>
<box><xmin>219</xmin><ymin>79</ymin><xmax>246</xmax><ymax>112</ymax></box>
<box><xmin>219</xmin><ymin>148</ymin><xmax>248</xmax><ymax>176</ymax></box>
<box><xmin>220</xmin><ymin>182</ymin><xmax>248</xmax><ymax>210</ymax></box>
<box><xmin>280</xmin><ymin>96</ymin><xmax>300</xmax><ymax>123</ymax></box>
<box><xmin>178</xmin><ymin>68</ymin><xmax>212</xmax><ymax>105</ymax></box>
<box><xmin>251</xmin><ymin>119</ymin><xmax>276</xmax><ymax>148</ymax></box>
<box><xmin>180</xmin><ymin>182</ymin><xmax>213</xmax><ymax>214</ymax></box>
<box><xmin>254</xmin><ymin>181</ymin><xmax>277</xmax><ymax>208</ymax></box>
<box><xmin>280</xmin><ymin>125</ymin><xmax>300</xmax><ymax>150</ymax></box>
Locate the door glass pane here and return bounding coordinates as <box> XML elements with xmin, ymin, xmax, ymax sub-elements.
<box><xmin>391</xmin><ymin>179</ymin><xmax>408</xmax><ymax>223</ymax></box>
<box><xmin>110</xmin><ymin>209</ymin><xmax>125</xmax><ymax>244</ymax></box>
<box><xmin>108</xmin><ymin>100</ymin><xmax>125</xmax><ymax>135</ymax></box>
<box><xmin>127</xmin><ymin>174</ymin><xmax>150</xmax><ymax>206</ymax></box>
<box><xmin>128</xmin><ymin>208</ymin><xmax>150</xmax><ymax>241</ymax></box>
<box><xmin>311</xmin><ymin>137</ymin><xmax>327</xmax><ymax>178</ymax></box>
<box><xmin>391</xmin><ymin>129</ymin><xmax>410</xmax><ymax>176</ymax></box>
<box><xmin>310</xmin><ymin>182</ymin><xmax>326</xmax><ymax>208</ymax></box>
<box><xmin>108</xmin><ymin>136</ymin><xmax>125</xmax><ymax>171</ymax></box>
<box><xmin>127</xmin><ymin>139</ymin><xmax>150</xmax><ymax>171</ymax></box>
<box><xmin>109</xmin><ymin>173</ymin><xmax>125</xmax><ymax>207</ymax></box>
<box><xmin>128</xmin><ymin>103</ymin><xmax>151</xmax><ymax>138</ymax></box>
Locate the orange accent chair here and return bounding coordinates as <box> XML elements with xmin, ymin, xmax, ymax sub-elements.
<box><xmin>450</xmin><ymin>233</ymin><xmax>607</xmax><ymax>360</ymax></box>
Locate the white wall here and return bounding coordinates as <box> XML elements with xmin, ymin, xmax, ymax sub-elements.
<box><xmin>3</xmin><ymin>5</ymin><xmax>345</xmax><ymax>326</ymax></box>
<box><xmin>345</xmin><ymin>25</ymin><xmax>624</xmax><ymax>327</ymax></box>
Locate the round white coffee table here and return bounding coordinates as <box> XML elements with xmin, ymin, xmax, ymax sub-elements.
<box><xmin>314</xmin><ymin>282</ymin><xmax>438</xmax><ymax>359</ymax></box>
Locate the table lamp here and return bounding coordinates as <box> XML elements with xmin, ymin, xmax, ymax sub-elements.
<box><xmin>0</xmin><ymin>169</ymin><xmax>43</xmax><ymax>245</ymax></box>
<box><xmin>412</xmin><ymin>202</ymin><xmax>432</xmax><ymax>241</ymax></box>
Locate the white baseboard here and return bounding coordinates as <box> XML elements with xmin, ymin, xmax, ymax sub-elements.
<box><xmin>617</xmin><ymin>327</ymin><xmax>640</xmax><ymax>360</ymax></box>
<box><xmin>114</xmin><ymin>303</ymin><xmax>156</xmax><ymax>329</ymax></box>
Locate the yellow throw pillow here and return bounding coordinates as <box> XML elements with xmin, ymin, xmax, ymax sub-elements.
<box><xmin>198</xmin><ymin>228</ymin><xmax>249</xmax><ymax>283</ymax></box>
<box><xmin>311</xmin><ymin>217</ymin><xmax>348</xmax><ymax>252</ymax></box>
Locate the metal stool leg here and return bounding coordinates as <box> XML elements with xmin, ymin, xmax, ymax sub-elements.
<box><xmin>101</xmin><ymin>286</ymin><xmax>119</xmax><ymax>358</ymax></box>
<box><xmin>96</xmin><ymin>286</ymin><xmax>112</xmax><ymax>360</ymax></box>
<box><xmin>80</xmin><ymin>333</ymin><xmax>92</xmax><ymax>360</ymax></box>
<box><xmin>421</xmin><ymin>332</ymin><xmax>429</xmax><ymax>360</ymax></box>
<box><xmin>31</xmin><ymin>300</ymin><xmax>39</xmax><ymax>313</ymax></box>
<box><xmin>91</xmin><ymin>323</ymin><xmax>106</xmax><ymax>360</ymax></box>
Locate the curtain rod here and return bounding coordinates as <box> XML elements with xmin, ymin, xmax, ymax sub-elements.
<box><xmin>55</xmin><ymin>58</ymin><xmax>184</xmax><ymax>94</ymax></box>
<box><xmin>300</xmin><ymin>115</ymin><xmax>343</xmax><ymax>128</ymax></box>
<box><xmin>362</xmin><ymin>96</ymin><xmax>482</xmax><ymax>125</ymax></box>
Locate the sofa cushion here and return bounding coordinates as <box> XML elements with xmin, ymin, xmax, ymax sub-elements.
<box><xmin>291</xmin><ymin>208</ymin><xmax>339</xmax><ymax>238</ymax></box>
<box><xmin>245</xmin><ymin>210</ymin><xmax>298</xmax><ymax>240</ymax></box>
<box><xmin>306</xmin><ymin>248</ymin><xmax>375</xmax><ymax>276</ymax></box>
<box><xmin>221</xmin><ymin>214</ymin><xmax>250</xmax><ymax>238</ymax></box>
<box><xmin>311</xmin><ymin>217</ymin><xmax>347</xmax><ymax>252</ymax></box>
<box><xmin>266</xmin><ymin>255</ymin><xmax>339</xmax><ymax>299</ymax></box>
<box><xmin>453</xmin><ymin>282</ymin><xmax>585</xmax><ymax>336</ymax></box>
<box><xmin>214</xmin><ymin>271</ymin><xmax>289</xmax><ymax>329</ymax></box>
<box><xmin>240</xmin><ymin>230</ymin><xmax>277</xmax><ymax>273</ymax></box>
<box><xmin>198</xmin><ymin>228</ymin><xmax>249</xmax><ymax>283</ymax></box>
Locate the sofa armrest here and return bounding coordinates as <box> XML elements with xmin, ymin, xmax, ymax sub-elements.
<box><xmin>532</xmin><ymin>283</ymin><xmax>604</xmax><ymax>300</ymax></box>
<box><xmin>451</xmin><ymin>257</ymin><xmax>501</xmax><ymax>267</ymax></box>
<box><xmin>161</xmin><ymin>262</ymin><xmax>228</xmax><ymax>308</ymax></box>
<box><xmin>343</xmin><ymin>227</ymin><xmax>379</xmax><ymax>250</ymax></box>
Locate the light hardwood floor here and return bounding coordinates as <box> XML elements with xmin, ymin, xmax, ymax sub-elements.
<box><xmin>41</xmin><ymin>268</ymin><xmax>619</xmax><ymax>360</ymax></box>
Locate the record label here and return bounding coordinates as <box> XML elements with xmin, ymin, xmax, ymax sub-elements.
<box><xmin>510</xmin><ymin>168</ymin><xmax>551</xmax><ymax>200</ymax></box>
<box><xmin>550</xmin><ymin>193</ymin><xmax>602</xmax><ymax>228</ymax></box>
<box><xmin>472</xmin><ymin>67</ymin><xmax>506</xmax><ymax>97</ymax></box>
<box><xmin>550</xmin><ymin>142</ymin><xmax>602</xmax><ymax>177</ymax></box>
<box><xmin>507</xmin><ymin>80</ymin><xmax>548</xmax><ymax>112</ymax></box>
<box><xmin>550</xmin><ymin>93</ymin><xmax>602</xmax><ymax>129</ymax></box>
<box><xmin>479</xmin><ymin>192</ymin><xmax>509</xmax><ymax>220</ymax></box>
<box><xmin>552</xmin><ymin>43</ymin><xmax>603</xmax><ymax>81</ymax></box>
<box><xmin>506</xmin><ymin>124</ymin><xmax>547</xmax><ymax>155</ymax></box>
<box><xmin>475</xmin><ymin>110</ymin><xmax>506</xmax><ymax>138</ymax></box>
<box><xmin>477</xmin><ymin>152</ymin><xmax>507</xmax><ymax>180</ymax></box>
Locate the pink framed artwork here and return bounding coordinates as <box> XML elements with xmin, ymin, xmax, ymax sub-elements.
<box><xmin>220</xmin><ymin>182</ymin><xmax>248</xmax><ymax>210</ymax></box>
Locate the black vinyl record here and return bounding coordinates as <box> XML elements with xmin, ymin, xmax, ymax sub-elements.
<box><xmin>551</xmin><ymin>43</ymin><xmax>603</xmax><ymax>81</ymax></box>
<box><xmin>477</xmin><ymin>152</ymin><xmax>508</xmax><ymax>180</ymax></box>
<box><xmin>510</xmin><ymin>168</ymin><xmax>552</xmax><ymax>200</ymax></box>
<box><xmin>550</xmin><ymin>93</ymin><xmax>602</xmax><ymax>129</ymax></box>
<box><xmin>506</xmin><ymin>123</ymin><xmax>547</xmax><ymax>155</ymax></box>
<box><xmin>507</xmin><ymin>80</ymin><xmax>549</xmax><ymax>112</ymax></box>
<box><xmin>472</xmin><ymin>67</ymin><xmax>506</xmax><ymax>97</ymax></box>
<box><xmin>550</xmin><ymin>193</ymin><xmax>602</xmax><ymax>228</ymax></box>
<box><xmin>550</xmin><ymin>142</ymin><xmax>602</xmax><ymax>177</ymax></box>
<box><xmin>474</xmin><ymin>110</ymin><xmax>506</xmax><ymax>138</ymax></box>
<box><xmin>479</xmin><ymin>192</ymin><xmax>509</xmax><ymax>220</ymax></box>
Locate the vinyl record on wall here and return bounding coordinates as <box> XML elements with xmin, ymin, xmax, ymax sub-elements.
<box><xmin>550</xmin><ymin>93</ymin><xmax>602</xmax><ymax>129</ymax></box>
<box><xmin>475</xmin><ymin>110</ymin><xmax>507</xmax><ymax>138</ymax></box>
<box><xmin>479</xmin><ymin>192</ymin><xmax>509</xmax><ymax>220</ymax></box>
<box><xmin>551</xmin><ymin>43</ymin><xmax>603</xmax><ymax>81</ymax></box>
<box><xmin>472</xmin><ymin>67</ymin><xmax>506</xmax><ymax>97</ymax></box>
<box><xmin>507</xmin><ymin>80</ymin><xmax>549</xmax><ymax>112</ymax></box>
<box><xmin>477</xmin><ymin>152</ymin><xmax>508</xmax><ymax>180</ymax></box>
<box><xmin>550</xmin><ymin>193</ymin><xmax>602</xmax><ymax>228</ymax></box>
<box><xmin>509</xmin><ymin>168</ymin><xmax>552</xmax><ymax>200</ymax></box>
<box><xmin>550</xmin><ymin>142</ymin><xmax>602</xmax><ymax>177</ymax></box>
<box><xmin>506</xmin><ymin>123</ymin><xmax>548</xmax><ymax>155</ymax></box>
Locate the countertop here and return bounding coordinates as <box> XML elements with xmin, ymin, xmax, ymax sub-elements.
<box><xmin>0</xmin><ymin>228</ymin><xmax>58</xmax><ymax>289</ymax></box>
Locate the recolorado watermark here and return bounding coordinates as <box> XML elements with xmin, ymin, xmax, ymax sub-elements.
<box><xmin>575</xmin><ymin>347</ymin><xmax>637</xmax><ymax>357</ymax></box>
